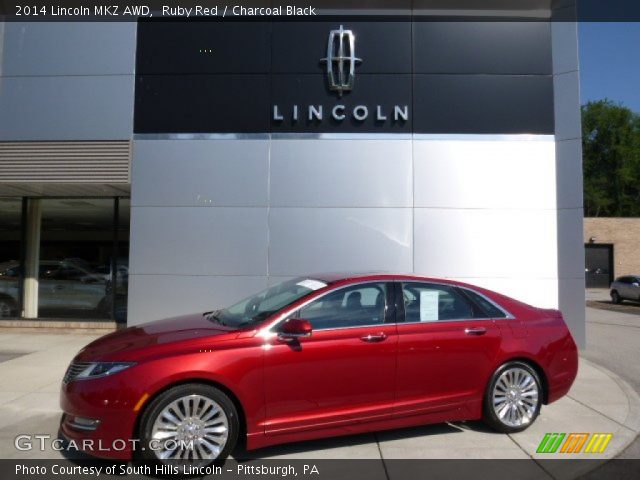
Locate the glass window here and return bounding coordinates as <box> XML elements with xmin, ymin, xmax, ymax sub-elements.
<box><xmin>0</xmin><ymin>198</ymin><xmax>23</xmax><ymax>318</ymax></box>
<box><xmin>298</xmin><ymin>283</ymin><xmax>387</xmax><ymax>330</ymax></box>
<box><xmin>460</xmin><ymin>288</ymin><xmax>508</xmax><ymax>318</ymax></box>
<box><xmin>37</xmin><ymin>198</ymin><xmax>130</xmax><ymax>321</ymax></box>
<box><xmin>401</xmin><ymin>282</ymin><xmax>476</xmax><ymax>322</ymax></box>
<box><xmin>115</xmin><ymin>198</ymin><xmax>130</xmax><ymax>323</ymax></box>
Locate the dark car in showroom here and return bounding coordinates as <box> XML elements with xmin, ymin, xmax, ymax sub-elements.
<box><xmin>60</xmin><ymin>273</ymin><xmax>578</xmax><ymax>465</ymax></box>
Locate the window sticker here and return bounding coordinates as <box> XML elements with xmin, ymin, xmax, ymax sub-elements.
<box><xmin>420</xmin><ymin>291</ymin><xmax>439</xmax><ymax>322</ymax></box>
<box><xmin>296</xmin><ymin>279</ymin><xmax>327</xmax><ymax>291</ymax></box>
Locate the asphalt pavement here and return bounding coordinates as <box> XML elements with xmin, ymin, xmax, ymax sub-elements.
<box><xmin>583</xmin><ymin>289</ymin><xmax>640</xmax><ymax>458</ymax></box>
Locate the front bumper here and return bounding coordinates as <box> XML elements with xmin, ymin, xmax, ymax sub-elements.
<box><xmin>59</xmin><ymin>375</ymin><xmax>143</xmax><ymax>460</ymax></box>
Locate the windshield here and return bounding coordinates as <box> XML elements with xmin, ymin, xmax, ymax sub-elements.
<box><xmin>207</xmin><ymin>278</ymin><xmax>328</xmax><ymax>328</ymax></box>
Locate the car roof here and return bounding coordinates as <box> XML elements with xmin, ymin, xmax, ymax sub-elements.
<box><xmin>307</xmin><ymin>272</ymin><xmax>459</xmax><ymax>285</ymax></box>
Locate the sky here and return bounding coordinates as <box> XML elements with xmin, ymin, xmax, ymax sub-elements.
<box><xmin>579</xmin><ymin>22</ymin><xmax>640</xmax><ymax>113</ymax></box>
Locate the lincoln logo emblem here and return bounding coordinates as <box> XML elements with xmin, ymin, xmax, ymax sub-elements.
<box><xmin>320</xmin><ymin>25</ymin><xmax>362</xmax><ymax>96</ymax></box>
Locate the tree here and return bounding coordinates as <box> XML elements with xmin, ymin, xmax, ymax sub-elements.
<box><xmin>582</xmin><ymin>100</ymin><xmax>640</xmax><ymax>217</ymax></box>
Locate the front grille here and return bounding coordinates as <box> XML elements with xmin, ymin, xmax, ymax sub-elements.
<box><xmin>63</xmin><ymin>362</ymin><xmax>92</xmax><ymax>383</ymax></box>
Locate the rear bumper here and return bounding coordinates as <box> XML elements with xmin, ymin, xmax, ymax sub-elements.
<box><xmin>546</xmin><ymin>334</ymin><xmax>579</xmax><ymax>404</ymax></box>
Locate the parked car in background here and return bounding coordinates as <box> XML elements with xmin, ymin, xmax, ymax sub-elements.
<box><xmin>60</xmin><ymin>273</ymin><xmax>578</xmax><ymax>466</ymax></box>
<box><xmin>0</xmin><ymin>259</ymin><xmax>109</xmax><ymax>318</ymax></box>
<box><xmin>610</xmin><ymin>275</ymin><xmax>640</xmax><ymax>303</ymax></box>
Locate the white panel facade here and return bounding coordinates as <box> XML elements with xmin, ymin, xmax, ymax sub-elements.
<box><xmin>413</xmin><ymin>138</ymin><xmax>556</xmax><ymax>209</ymax></box>
<box><xmin>2</xmin><ymin>22</ymin><xmax>136</xmax><ymax>76</ymax></box>
<box><xmin>132</xmin><ymin>140</ymin><xmax>269</xmax><ymax>207</ymax></box>
<box><xmin>270</xmin><ymin>139</ymin><xmax>413</xmax><ymax>207</ymax></box>
<box><xmin>414</xmin><ymin>207</ymin><xmax>559</xmax><ymax>280</ymax></box>
<box><xmin>269</xmin><ymin>207</ymin><xmax>413</xmax><ymax>276</ymax></box>
<box><xmin>552</xmin><ymin>11</ymin><xmax>585</xmax><ymax>347</ymax></box>
<box><xmin>129</xmin><ymin>206</ymin><xmax>268</xmax><ymax>276</ymax></box>
<box><xmin>0</xmin><ymin>76</ymin><xmax>134</xmax><ymax>141</ymax></box>
<box><xmin>128</xmin><ymin>136</ymin><xmax>568</xmax><ymax>330</ymax></box>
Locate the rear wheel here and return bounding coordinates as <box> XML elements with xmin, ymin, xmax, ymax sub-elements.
<box><xmin>611</xmin><ymin>290</ymin><xmax>623</xmax><ymax>304</ymax></box>
<box><xmin>483</xmin><ymin>361</ymin><xmax>542</xmax><ymax>433</ymax></box>
<box><xmin>138</xmin><ymin>383</ymin><xmax>239</xmax><ymax>465</ymax></box>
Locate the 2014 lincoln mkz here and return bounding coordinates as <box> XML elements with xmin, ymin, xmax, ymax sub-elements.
<box><xmin>59</xmin><ymin>273</ymin><xmax>578</xmax><ymax>464</ymax></box>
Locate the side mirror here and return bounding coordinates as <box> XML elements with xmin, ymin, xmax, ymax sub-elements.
<box><xmin>277</xmin><ymin>318</ymin><xmax>312</xmax><ymax>342</ymax></box>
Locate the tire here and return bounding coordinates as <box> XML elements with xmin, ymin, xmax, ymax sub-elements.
<box><xmin>483</xmin><ymin>361</ymin><xmax>542</xmax><ymax>433</ymax></box>
<box><xmin>611</xmin><ymin>290</ymin><xmax>623</xmax><ymax>304</ymax></box>
<box><xmin>137</xmin><ymin>383</ymin><xmax>239</xmax><ymax>466</ymax></box>
<box><xmin>0</xmin><ymin>297</ymin><xmax>16</xmax><ymax>319</ymax></box>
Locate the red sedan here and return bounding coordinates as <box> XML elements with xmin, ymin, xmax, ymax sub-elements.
<box><xmin>60</xmin><ymin>273</ymin><xmax>578</xmax><ymax>464</ymax></box>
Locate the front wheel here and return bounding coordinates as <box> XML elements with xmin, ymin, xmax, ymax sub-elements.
<box><xmin>138</xmin><ymin>383</ymin><xmax>239</xmax><ymax>465</ymax></box>
<box><xmin>483</xmin><ymin>362</ymin><xmax>542</xmax><ymax>433</ymax></box>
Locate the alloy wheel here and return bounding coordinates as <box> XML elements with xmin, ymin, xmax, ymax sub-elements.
<box><xmin>491</xmin><ymin>367</ymin><xmax>539</xmax><ymax>428</ymax></box>
<box><xmin>150</xmin><ymin>394</ymin><xmax>229</xmax><ymax>462</ymax></box>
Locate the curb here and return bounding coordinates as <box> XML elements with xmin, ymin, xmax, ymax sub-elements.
<box><xmin>505</xmin><ymin>357</ymin><xmax>640</xmax><ymax>480</ymax></box>
<box><xmin>578</xmin><ymin>358</ymin><xmax>640</xmax><ymax>447</ymax></box>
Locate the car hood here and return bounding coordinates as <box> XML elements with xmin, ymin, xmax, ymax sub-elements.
<box><xmin>76</xmin><ymin>313</ymin><xmax>241</xmax><ymax>362</ymax></box>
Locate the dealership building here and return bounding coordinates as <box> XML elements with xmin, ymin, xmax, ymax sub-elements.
<box><xmin>0</xmin><ymin>1</ymin><xmax>586</xmax><ymax>345</ymax></box>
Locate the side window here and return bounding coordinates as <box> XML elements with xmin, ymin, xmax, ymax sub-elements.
<box><xmin>401</xmin><ymin>282</ymin><xmax>475</xmax><ymax>322</ymax></box>
<box><xmin>299</xmin><ymin>283</ymin><xmax>387</xmax><ymax>330</ymax></box>
<box><xmin>460</xmin><ymin>288</ymin><xmax>508</xmax><ymax>318</ymax></box>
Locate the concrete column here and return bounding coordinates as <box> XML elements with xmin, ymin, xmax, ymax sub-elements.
<box><xmin>22</xmin><ymin>199</ymin><xmax>41</xmax><ymax>318</ymax></box>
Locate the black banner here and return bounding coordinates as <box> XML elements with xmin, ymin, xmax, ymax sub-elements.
<box><xmin>133</xmin><ymin>20</ymin><xmax>554</xmax><ymax>134</ymax></box>
<box><xmin>2</xmin><ymin>459</ymin><xmax>640</xmax><ymax>480</ymax></box>
<box><xmin>2</xmin><ymin>1</ymin><xmax>640</xmax><ymax>22</ymax></box>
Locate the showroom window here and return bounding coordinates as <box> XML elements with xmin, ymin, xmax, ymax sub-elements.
<box><xmin>0</xmin><ymin>197</ymin><xmax>129</xmax><ymax>322</ymax></box>
<box><xmin>0</xmin><ymin>198</ymin><xmax>24</xmax><ymax>319</ymax></box>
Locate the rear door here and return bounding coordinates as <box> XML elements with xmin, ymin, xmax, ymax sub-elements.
<box><xmin>393</xmin><ymin>282</ymin><xmax>503</xmax><ymax>417</ymax></box>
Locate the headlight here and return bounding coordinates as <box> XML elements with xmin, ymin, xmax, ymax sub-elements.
<box><xmin>73</xmin><ymin>362</ymin><xmax>135</xmax><ymax>381</ymax></box>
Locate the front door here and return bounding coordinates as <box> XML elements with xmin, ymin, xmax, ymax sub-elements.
<box><xmin>394</xmin><ymin>282</ymin><xmax>502</xmax><ymax>417</ymax></box>
<box><xmin>263</xmin><ymin>282</ymin><xmax>397</xmax><ymax>435</ymax></box>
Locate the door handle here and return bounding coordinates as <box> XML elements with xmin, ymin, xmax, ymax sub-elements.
<box><xmin>360</xmin><ymin>333</ymin><xmax>387</xmax><ymax>343</ymax></box>
<box><xmin>464</xmin><ymin>327</ymin><xmax>487</xmax><ymax>336</ymax></box>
